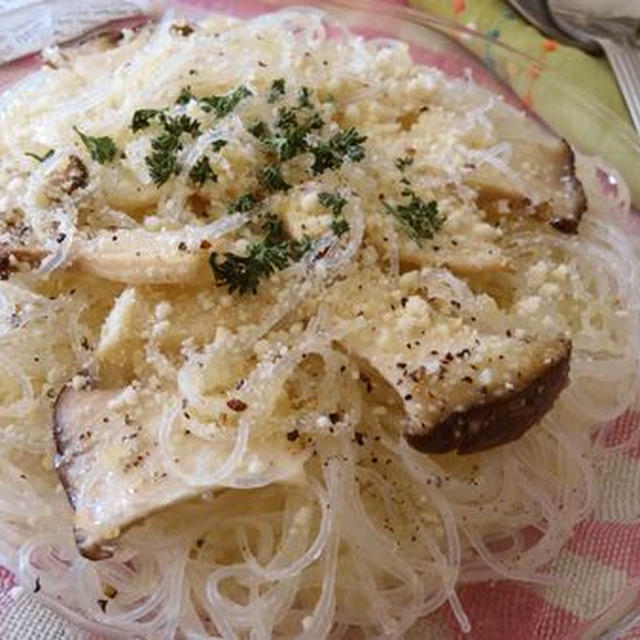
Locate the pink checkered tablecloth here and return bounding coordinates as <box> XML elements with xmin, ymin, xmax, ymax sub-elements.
<box><xmin>1</xmin><ymin>1</ymin><xmax>639</xmax><ymax>639</ymax></box>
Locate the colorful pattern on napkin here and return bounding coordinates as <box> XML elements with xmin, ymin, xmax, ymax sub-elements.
<box><xmin>410</xmin><ymin>0</ymin><xmax>628</xmax><ymax>119</ymax></box>
<box><xmin>1</xmin><ymin>1</ymin><xmax>639</xmax><ymax>639</ymax></box>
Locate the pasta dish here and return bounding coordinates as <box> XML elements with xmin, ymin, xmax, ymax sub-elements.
<box><xmin>0</xmin><ymin>8</ymin><xmax>638</xmax><ymax>638</ymax></box>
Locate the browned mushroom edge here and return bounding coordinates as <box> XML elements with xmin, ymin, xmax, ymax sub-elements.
<box><xmin>0</xmin><ymin>246</ymin><xmax>46</xmax><ymax>279</ymax></box>
<box><xmin>549</xmin><ymin>141</ymin><xmax>587</xmax><ymax>234</ymax></box>
<box><xmin>406</xmin><ymin>340</ymin><xmax>571</xmax><ymax>455</ymax></box>
<box><xmin>474</xmin><ymin>139</ymin><xmax>587</xmax><ymax>236</ymax></box>
<box><xmin>52</xmin><ymin>385</ymin><xmax>116</xmax><ymax>560</ymax></box>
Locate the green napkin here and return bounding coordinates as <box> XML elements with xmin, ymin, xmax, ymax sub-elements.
<box><xmin>409</xmin><ymin>0</ymin><xmax>640</xmax><ymax>206</ymax></box>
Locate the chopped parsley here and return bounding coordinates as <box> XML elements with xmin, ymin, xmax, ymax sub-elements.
<box><xmin>258</xmin><ymin>165</ymin><xmax>291</xmax><ymax>193</ymax></box>
<box><xmin>141</xmin><ymin>113</ymin><xmax>202</xmax><ymax>186</ymax></box>
<box><xmin>25</xmin><ymin>149</ymin><xmax>54</xmax><ymax>163</ymax></box>
<box><xmin>330</xmin><ymin>217</ymin><xmax>350</xmax><ymax>237</ymax></box>
<box><xmin>383</xmin><ymin>192</ymin><xmax>442</xmax><ymax>242</ymax></box>
<box><xmin>145</xmin><ymin>127</ymin><xmax>184</xmax><ymax>185</ymax></box>
<box><xmin>210</xmin><ymin>241</ymin><xmax>290</xmax><ymax>295</ymax></box>
<box><xmin>227</xmin><ymin>193</ymin><xmax>257</xmax><ymax>215</ymax></box>
<box><xmin>211</xmin><ymin>139</ymin><xmax>228</xmax><ymax>152</ymax></box>
<box><xmin>210</xmin><ymin>213</ymin><xmax>313</xmax><ymax>294</ymax></box>
<box><xmin>271</xmin><ymin>130</ymin><xmax>308</xmax><ymax>162</ymax></box>
<box><xmin>199</xmin><ymin>85</ymin><xmax>253</xmax><ymax>118</ymax></box>
<box><xmin>248</xmin><ymin>121</ymin><xmax>271</xmax><ymax>141</ymax></box>
<box><xmin>290</xmin><ymin>234</ymin><xmax>314</xmax><ymax>261</ymax></box>
<box><xmin>318</xmin><ymin>192</ymin><xmax>347</xmax><ymax>216</ymax></box>
<box><xmin>319</xmin><ymin>192</ymin><xmax>349</xmax><ymax>238</ymax></box>
<box><xmin>261</xmin><ymin>214</ymin><xmax>287</xmax><ymax>244</ymax></box>
<box><xmin>250</xmin><ymin>108</ymin><xmax>322</xmax><ymax>162</ymax></box>
<box><xmin>272</xmin><ymin>116</ymin><xmax>313</xmax><ymax>161</ymax></box>
<box><xmin>274</xmin><ymin>106</ymin><xmax>298</xmax><ymax>131</ymax></box>
<box><xmin>188</xmin><ymin>156</ymin><xmax>217</xmax><ymax>185</ymax></box>
<box><xmin>131</xmin><ymin>109</ymin><xmax>161</xmax><ymax>132</ymax></box>
<box><xmin>150</xmin><ymin>132</ymin><xmax>182</xmax><ymax>154</ymax></box>
<box><xmin>146</xmin><ymin>150</ymin><xmax>180</xmax><ymax>186</ymax></box>
<box><xmin>297</xmin><ymin>86</ymin><xmax>313</xmax><ymax>109</ymax></box>
<box><xmin>395</xmin><ymin>156</ymin><xmax>414</xmax><ymax>171</ymax></box>
<box><xmin>176</xmin><ymin>86</ymin><xmax>195</xmax><ymax>105</ymax></box>
<box><xmin>268</xmin><ymin>78</ymin><xmax>286</xmax><ymax>103</ymax></box>
<box><xmin>310</xmin><ymin>127</ymin><xmax>366</xmax><ymax>175</ymax></box>
<box><xmin>73</xmin><ymin>126</ymin><xmax>117</xmax><ymax>164</ymax></box>
<box><xmin>160</xmin><ymin>113</ymin><xmax>201</xmax><ymax>138</ymax></box>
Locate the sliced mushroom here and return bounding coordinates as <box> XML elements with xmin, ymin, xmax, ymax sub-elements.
<box><xmin>0</xmin><ymin>227</ymin><xmax>224</xmax><ymax>284</ymax></box>
<box><xmin>405</xmin><ymin>338</ymin><xmax>571</xmax><ymax>454</ymax></box>
<box><xmin>392</xmin><ymin>237</ymin><xmax>510</xmax><ymax>275</ymax></box>
<box><xmin>53</xmin><ymin>384</ymin><xmax>306</xmax><ymax>559</ymax></box>
<box><xmin>465</xmin><ymin>103</ymin><xmax>586</xmax><ymax>234</ymax></box>
<box><xmin>72</xmin><ymin>230</ymin><xmax>214</xmax><ymax>284</ymax></box>
<box><xmin>339</xmin><ymin>282</ymin><xmax>571</xmax><ymax>454</ymax></box>
<box><xmin>53</xmin><ymin>387</ymin><xmax>205</xmax><ymax>559</ymax></box>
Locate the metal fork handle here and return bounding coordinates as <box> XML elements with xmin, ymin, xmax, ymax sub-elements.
<box><xmin>598</xmin><ymin>36</ymin><xmax>640</xmax><ymax>135</ymax></box>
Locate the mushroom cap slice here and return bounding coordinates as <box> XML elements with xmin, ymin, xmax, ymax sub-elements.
<box><xmin>336</xmin><ymin>272</ymin><xmax>572</xmax><ymax>455</ymax></box>
<box><xmin>465</xmin><ymin>103</ymin><xmax>587</xmax><ymax>234</ymax></box>
<box><xmin>53</xmin><ymin>387</ymin><xmax>201</xmax><ymax>559</ymax></box>
<box><xmin>53</xmin><ymin>385</ymin><xmax>306</xmax><ymax>559</ymax></box>
<box><xmin>72</xmin><ymin>230</ymin><xmax>213</xmax><ymax>284</ymax></box>
<box><xmin>0</xmin><ymin>227</ymin><xmax>221</xmax><ymax>285</ymax></box>
<box><xmin>348</xmin><ymin>325</ymin><xmax>571</xmax><ymax>455</ymax></box>
<box><xmin>405</xmin><ymin>339</ymin><xmax>571</xmax><ymax>454</ymax></box>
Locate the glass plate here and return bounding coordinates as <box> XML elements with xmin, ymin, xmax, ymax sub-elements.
<box><xmin>0</xmin><ymin>1</ymin><xmax>639</xmax><ymax>638</ymax></box>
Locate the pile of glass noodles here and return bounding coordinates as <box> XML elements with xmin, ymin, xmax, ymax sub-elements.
<box><xmin>0</xmin><ymin>7</ymin><xmax>638</xmax><ymax>639</ymax></box>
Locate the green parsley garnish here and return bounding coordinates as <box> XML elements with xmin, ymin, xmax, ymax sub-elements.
<box><xmin>210</xmin><ymin>241</ymin><xmax>290</xmax><ymax>295</ymax></box>
<box><xmin>310</xmin><ymin>127</ymin><xmax>366</xmax><ymax>175</ymax></box>
<box><xmin>131</xmin><ymin>109</ymin><xmax>161</xmax><ymax>132</ymax></box>
<box><xmin>146</xmin><ymin>128</ymin><xmax>184</xmax><ymax>185</ymax></box>
<box><xmin>188</xmin><ymin>156</ymin><xmax>217</xmax><ymax>186</ymax></box>
<box><xmin>330</xmin><ymin>218</ymin><xmax>350</xmax><ymax>237</ymax></box>
<box><xmin>227</xmin><ymin>193</ymin><xmax>257</xmax><ymax>215</ymax></box>
<box><xmin>383</xmin><ymin>193</ymin><xmax>442</xmax><ymax>243</ymax></box>
<box><xmin>261</xmin><ymin>214</ymin><xmax>287</xmax><ymax>244</ymax></box>
<box><xmin>290</xmin><ymin>234</ymin><xmax>314</xmax><ymax>261</ymax></box>
<box><xmin>258</xmin><ymin>165</ymin><xmax>291</xmax><ymax>193</ymax></box>
<box><xmin>150</xmin><ymin>132</ymin><xmax>182</xmax><ymax>154</ymax></box>
<box><xmin>248</xmin><ymin>121</ymin><xmax>271</xmax><ymax>141</ymax></box>
<box><xmin>250</xmin><ymin>108</ymin><xmax>322</xmax><ymax>162</ymax></box>
<box><xmin>298</xmin><ymin>86</ymin><xmax>312</xmax><ymax>109</ymax></box>
<box><xmin>200</xmin><ymin>85</ymin><xmax>253</xmax><ymax>118</ymax></box>
<box><xmin>268</xmin><ymin>78</ymin><xmax>286</xmax><ymax>103</ymax></box>
<box><xmin>211</xmin><ymin>139</ymin><xmax>228</xmax><ymax>152</ymax></box>
<box><xmin>25</xmin><ymin>149</ymin><xmax>54</xmax><ymax>163</ymax></box>
<box><xmin>73</xmin><ymin>126</ymin><xmax>117</xmax><ymax>165</ymax></box>
<box><xmin>319</xmin><ymin>192</ymin><xmax>349</xmax><ymax>238</ymax></box>
<box><xmin>395</xmin><ymin>156</ymin><xmax>414</xmax><ymax>171</ymax></box>
<box><xmin>210</xmin><ymin>213</ymin><xmax>313</xmax><ymax>295</ymax></box>
<box><xmin>275</xmin><ymin>106</ymin><xmax>298</xmax><ymax>131</ymax></box>
<box><xmin>160</xmin><ymin>113</ymin><xmax>201</xmax><ymax>138</ymax></box>
<box><xmin>318</xmin><ymin>192</ymin><xmax>347</xmax><ymax>216</ymax></box>
<box><xmin>140</xmin><ymin>111</ymin><xmax>202</xmax><ymax>186</ymax></box>
<box><xmin>146</xmin><ymin>150</ymin><xmax>180</xmax><ymax>186</ymax></box>
<box><xmin>176</xmin><ymin>86</ymin><xmax>195</xmax><ymax>105</ymax></box>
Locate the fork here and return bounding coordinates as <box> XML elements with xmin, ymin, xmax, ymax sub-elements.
<box><xmin>548</xmin><ymin>0</ymin><xmax>640</xmax><ymax>135</ymax></box>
